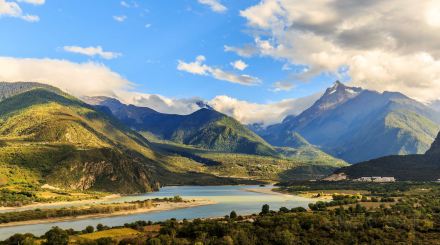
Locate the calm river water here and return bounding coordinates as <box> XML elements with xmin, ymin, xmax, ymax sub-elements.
<box><xmin>0</xmin><ymin>185</ymin><xmax>315</xmax><ymax>239</ymax></box>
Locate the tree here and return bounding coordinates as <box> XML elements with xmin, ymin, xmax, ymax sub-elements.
<box><xmin>96</xmin><ymin>237</ymin><xmax>116</xmax><ymax>245</ymax></box>
<box><xmin>291</xmin><ymin>207</ymin><xmax>307</xmax><ymax>213</ymax></box>
<box><xmin>3</xmin><ymin>233</ymin><xmax>35</xmax><ymax>245</ymax></box>
<box><xmin>148</xmin><ymin>238</ymin><xmax>162</xmax><ymax>245</ymax></box>
<box><xmin>230</xmin><ymin>211</ymin><xmax>238</xmax><ymax>219</ymax></box>
<box><xmin>85</xmin><ymin>225</ymin><xmax>94</xmax><ymax>233</ymax></box>
<box><xmin>261</xmin><ymin>204</ymin><xmax>270</xmax><ymax>215</ymax></box>
<box><xmin>279</xmin><ymin>207</ymin><xmax>289</xmax><ymax>213</ymax></box>
<box><xmin>97</xmin><ymin>223</ymin><xmax>105</xmax><ymax>231</ymax></box>
<box><xmin>43</xmin><ymin>227</ymin><xmax>69</xmax><ymax>245</ymax></box>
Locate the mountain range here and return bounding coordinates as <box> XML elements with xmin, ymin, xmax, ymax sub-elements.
<box><xmin>85</xmin><ymin>96</ymin><xmax>277</xmax><ymax>156</ymax></box>
<box><xmin>1</xmin><ymin>79</ymin><xmax>439</xmax><ymax>193</ymax></box>
<box><xmin>0</xmin><ymin>82</ymin><xmax>346</xmax><ymax>194</ymax></box>
<box><xmin>85</xmin><ymin>96</ymin><xmax>346</xmax><ymax>177</ymax></box>
<box><xmin>257</xmin><ymin>81</ymin><xmax>440</xmax><ymax>163</ymax></box>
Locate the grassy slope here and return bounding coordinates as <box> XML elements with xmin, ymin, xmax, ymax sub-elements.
<box><xmin>0</xmin><ymin>89</ymin><xmax>162</xmax><ymax>193</ymax></box>
<box><xmin>336</xmin><ymin>128</ymin><xmax>440</xmax><ymax>181</ymax></box>
<box><xmin>147</xmin><ymin>134</ymin><xmax>347</xmax><ymax>182</ymax></box>
<box><xmin>385</xmin><ymin>110</ymin><xmax>439</xmax><ymax>154</ymax></box>
<box><xmin>338</xmin><ymin>109</ymin><xmax>439</xmax><ymax>163</ymax></box>
<box><xmin>176</xmin><ymin>115</ymin><xmax>277</xmax><ymax>156</ymax></box>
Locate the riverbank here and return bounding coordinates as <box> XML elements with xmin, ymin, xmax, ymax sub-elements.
<box><xmin>245</xmin><ymin>186</ymin><xmax>333</xmax><ymax>201</ymax></box>
<box><xmin>0</xmin><ymin>199</ymin><xmax>216</xmax><ymax>228</ymax></box>
<box><xmin>244</xmin><ymin>187</ymin><xmax>288</xmax><ymax>196</ymax></box>
<box><xmin>0</xmin><ymin>194</ymin><xmax>122</xmax><ymax>213</ymax></box>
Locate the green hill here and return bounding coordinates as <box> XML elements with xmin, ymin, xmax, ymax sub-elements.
<box><xmin>0</xmin><ymin>81</ymin><xmax>61</xmax><ymax>101</ymax></box>
<box><xmin>0</xmin><ymin>88</ymin><xmax>163</xmax><ymax>193</ymax></box>
<box><xmin>334</xmin><ymin>131</ymin><xmax>440</xmax><ymax>181</ymax></box>
<box><xmin>87</xmin><ymin>97</ymin><xmax>277</xmax><ymax>156</ymax></box>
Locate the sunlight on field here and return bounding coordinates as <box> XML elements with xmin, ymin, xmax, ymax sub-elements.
<box><xmin>78</xmin><ymin>228</ymin><xmax>140</xmax><ymax>240</ymax></box>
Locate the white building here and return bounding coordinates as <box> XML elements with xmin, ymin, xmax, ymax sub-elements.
<box><xmin>354</xmin><ymin>176</ymin><xmax>395</xmax><ymax>182</ymax></box>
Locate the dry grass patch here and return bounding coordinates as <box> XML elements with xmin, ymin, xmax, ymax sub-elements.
<box><xmin>78</xmin><ymin>228</ymin><xmax>140</xmax><ymax>240</ymax></box>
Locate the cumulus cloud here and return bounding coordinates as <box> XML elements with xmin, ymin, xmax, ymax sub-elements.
<box><xmin>119</xmin><ymin>92</ymin><xmax>320</xmax><ymax>126</ymax></box>
<box><xmin>0</xmin><ymin>0</ymin><xmax>40</xmax><ymax>22</ymax></box>
<box><xmin>119</xmin><ymin>91</ymin><xmax>205</xmax><ymax>115</ymax></box>
<box><xmin>198</xmin><ymin>0</ymin><xmax>227</xmax><ymax>13</ymax></box>
<box><xmin>177</xmin><ymin>55</ymin><xmax>261</xmax><ymax>86</ymax></box>
<box><xmin>0</xmin><ymin>56</ymin><xmax>130</xmax><ymax>97</ymax></box>
<box><xmin>271</xmin><ymin>81</ymin><xmax>295</xmax><ymax>92</ymax></box>
<box><xmin>210</xmin><ymin>93</ymin><xmax>321</xmax><ymax>126</ymax></box>
<box><xmin>236</xmin><ymin>0</ymin><xmax>440</xmax><ymax>102</ymax></box>
<box><xmin>0</xmin><ymin>56</ymin><xmax>319</xmax><ymax>125</ymax></box>
<box><xmin>113</xmin><ymin>15</ymin><xmax>127</xmax><ymax>22</ymax></box>
<box><xmin>63</xmin><ymin>46</ymin><xmax>121</xmax><ymax>60</ymax></box>
<box><xmin>17</xmin><ymin>0</ymin><xmax>44</xmax><ymax>5</ymax></box>
<box><xmin>231</xmin><ymin>60</ymin><xmax>248</xmax><ymax>71</ymax></box>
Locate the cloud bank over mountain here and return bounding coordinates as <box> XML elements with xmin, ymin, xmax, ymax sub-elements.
<box><xmin>0</xmin><ymin>56</ymin><xmax>317</xmax><ymax>125</ymax></box>
<box><xmin>230</xmin><ymin>0</ymin><xmax>440</xmax><ymax>102</ymax></box>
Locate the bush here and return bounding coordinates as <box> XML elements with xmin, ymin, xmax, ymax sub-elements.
<box><xmin>261</xmin><ymin>204</ymin><xmax>270</xmax><ymax>215</ymax></box>
<box><xmin>43</xmin><ymin>227</ymin><xmax>68</xmax><ymax>245</ymax></box>
<box><xmin>291</xmin><ymin>207</ymin><xmax>307</xmax><ymax>212</ymax></box>
<box><xmin>85</xmin><ymin>225</ymin><xmax>94</xmax><ymax>233</ymax></box>
<box><xmin>230</xmin><ymin>211</ymin><xmax>238</xmax><ymax>219</ymax></box>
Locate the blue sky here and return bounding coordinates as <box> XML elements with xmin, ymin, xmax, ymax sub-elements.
<box><xmin>1</xmin><ymin>0</ymin><xmax>438</xmax><ymax>125</ymax></box>
<box><xmin>0</xmin><ymin>0</ymin><xmax>336</xmax><ymax>104</ymax></box>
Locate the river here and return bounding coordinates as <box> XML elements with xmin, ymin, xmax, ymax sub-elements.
<box><xmin>0</xmin><ymin>185</ymin><xmax>315</xmax><ymax>239</ymax></box>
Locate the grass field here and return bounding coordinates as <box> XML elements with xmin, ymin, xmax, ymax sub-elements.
<box><xmin>78</xmin><ymin>228</ymin><xmax>140</xmax><ymax>240</ymax></box>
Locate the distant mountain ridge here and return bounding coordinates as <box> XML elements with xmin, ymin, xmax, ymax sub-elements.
<box><xmin>86</xmin><ymin>96</ymin><xmax>278</xmax><ymax>156</ymax></box>
<box><xmin>0</xmin><ymin>81</ymin><xmax>61</xmax><ymax>101</ymax></box>
<box><xmin>334</xmin><ymin>131</ymin><xmax>440</xmax><ymax>181</ymax></box>
<box><xmin>258</xmin><ymin>81</ymin><xmax>440</xmax><ymax>163</ymax></box>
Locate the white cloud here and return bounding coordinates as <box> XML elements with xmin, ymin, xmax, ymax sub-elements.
<box><xmin>198</xmin><ymin>0</ymin><xmax>227</xmax><ymax>13</ymax></box>
<box><xmin>210</xmin><ymin>93</ymin><xmax>321</xmax><ymax>126</ymax></box>
<box><xmin>224</xmin><ymin>45</ymin><xmax>258</xmax><ymax>57</ymax></box>
<box><xmin>17</xmin><ymin>0</ymin><xmax>45</xmax><ymax>5</ymax></box>
<box><xmin>119</xmin><ymin>91</ymin><xmax>205</xmax><ymax>115</ymax></box>
<box><xmin>120</xmin><ymin>1</ymin><xmax>130</xmax><ymax>8</ymax></box>
<box><xmin>271</xmin><ymin>81</ymin><xmax>295</xmax><ymax>92</ymax></box>
<box><xmin>177</xmin><ymin>55</ymin><xmax>210</xmax><ymax>75</ymax></box>
<box><xmin>0</xmin><ymin>0</ymin><xmax>40</xmax><ymax>22</ymax></box>
<box><xmin>0</xmin><ymin>56</ymin><xmax>130</xmax><ymax>97</ymax></box>
<box><xmin>145</xmin><ymin>23</ymin><xmax>151</xmax><ymax>28</ymax></box>
<box><xmin>0</xmin><ymin>56</ymin><xmax>320</xmax><ymax>126</ymax></box>
<box><xmin>231</xmin><ymin>60</ymin><xmax>248</xmax><ymax>71</ymax></box>
<box><xmin>63</xmin><ymin>46</ymin><xmax>121</xmax><ymax>60</ymax></box>
<box><xmin>113</xmin><ymin>15</ymin><xmax>127</xmax><ymax>22</ymax></box>
<box><xmin>237</xmin><ymin>0</ymin><xmax>440</xmax><ymax>102</ymax></box>
<box><xmin>177</xmin><ymin>55</ymin><xmax>261</xmax><ymax>86</ymax></box>
<box><xmin>119</xmin><ymin>92</ymin><xmax>321</xmax><ymax>126</ymax></box>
